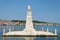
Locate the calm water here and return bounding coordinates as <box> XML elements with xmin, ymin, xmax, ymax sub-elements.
<box><xmin>0</xmin><ymin>26</ymin><xmax>60</xmax><ymax>40</ymax></box>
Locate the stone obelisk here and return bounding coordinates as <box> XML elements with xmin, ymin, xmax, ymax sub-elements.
<box><xmin>26</xmin><ymin>5</ymin><xmax>33</xmax><ymax>29</ymax></box>
<box><xmin>24</xmin><ymin>5</ymin><xmax>36</xmax><ymax>35</ymax></box>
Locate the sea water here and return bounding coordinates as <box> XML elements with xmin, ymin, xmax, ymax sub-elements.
<box><xmin>0</xmin><ymin>26</ymin><xmax>60</xmax><ymax>40</ymax></box>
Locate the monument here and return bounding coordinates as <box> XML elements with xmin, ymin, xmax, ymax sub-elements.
<box><xmin>23</xmin><ymin>5</ymin><xmax>36</xmax><ymax>35</ymax></box>
<box><xmin>2</xmin><ymin>5</ymin><xmax>57</xmax><ymax>37</ymax></box>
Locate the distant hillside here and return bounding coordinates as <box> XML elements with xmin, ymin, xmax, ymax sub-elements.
<box><xmin>11</xmin><ymin>20</ymin><xmax>60</xmax><ymax>26</ymax></box>
<box><xmin>0</xmin><ymin>20</ymin><xmax>60</xmax><ymax>26</ymax></box>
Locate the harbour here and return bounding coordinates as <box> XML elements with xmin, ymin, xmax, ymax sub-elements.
<box><xmin>0</xmin><ymin>0</ymin><xmax>60</xmax><ymax>40</ymax></box>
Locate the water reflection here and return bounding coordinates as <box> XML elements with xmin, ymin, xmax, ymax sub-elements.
<box><xmin>54</xmin><ymin>37</ymin><xmax>57</xmax><ymax>40</ymax></box>
<box><xmin>34</xmin><ymin>37</ymin><xmax>57</xmax><ymax>40</ymax></box>
<box><xmin>3</xmin><ymin>37</ymin><xmax>57</xmax><ymax>40</ymax></box>
<box><xmin>3</xmin><ymin>37</ymin><xmax>25</xmax><ymax>40</ymax></box>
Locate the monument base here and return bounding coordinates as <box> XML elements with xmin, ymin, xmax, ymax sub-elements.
<box><xmin>2</xmin><ymin>35</ymin><xmax>58</xmax><ymax>37</ymax></box>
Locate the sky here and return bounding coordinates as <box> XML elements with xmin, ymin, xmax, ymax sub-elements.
<box><xmin>0</xmin><ymin>0</ymin><xmax>60</xmax><ymax>23</ymax></box>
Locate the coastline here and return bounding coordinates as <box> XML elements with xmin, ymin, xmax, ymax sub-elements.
<box><xmin>0</xmin><ymin>20</ymin><xmax>60</xmax><ymax>26</ymax></box>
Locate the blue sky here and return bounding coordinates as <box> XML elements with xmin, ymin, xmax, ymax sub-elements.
<box><xmin>0</xmin><ymin>0</ymin><xmax>60</xmax><ymax>23</ymax></box>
